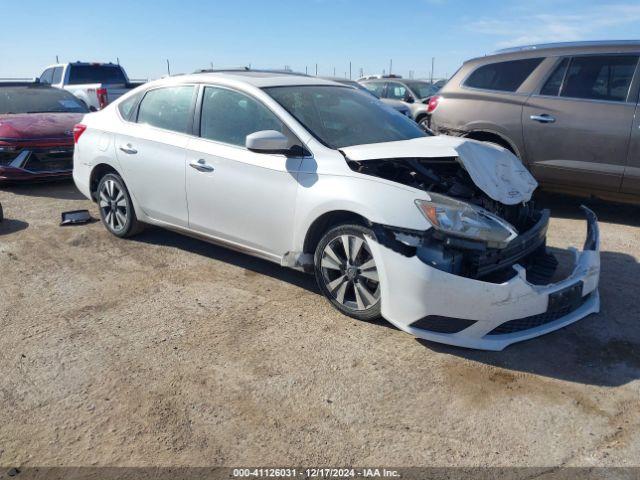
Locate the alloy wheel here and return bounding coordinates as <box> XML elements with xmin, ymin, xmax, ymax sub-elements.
<box><xmin>99</xmin><ymin>179</ymin><xmax>128</xmax><ymax>233</ymax></box>
<box><xmin>320</xmin><ymin>234</ymin><xmax>380</xmax><ymax>311</ymax></box>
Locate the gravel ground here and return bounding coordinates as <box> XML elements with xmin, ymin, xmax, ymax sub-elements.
<box><xmin>0</xmin><ymin>181</ymin><xmax>639</xmax><ymax>468</ymax></box>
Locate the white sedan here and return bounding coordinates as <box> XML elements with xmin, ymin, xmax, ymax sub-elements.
<box><xmin>72</xmin><ymin>71</ymin><xmax>601</xmax><ymax>350</ymax></box>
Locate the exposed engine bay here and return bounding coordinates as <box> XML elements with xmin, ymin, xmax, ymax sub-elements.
<box><xmin>346</xmin><ymin>156</ymin><xmax>558</xmax><ymax>285</ymax></box>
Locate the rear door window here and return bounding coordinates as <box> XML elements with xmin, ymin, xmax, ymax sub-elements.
<box><xmin>385</xmin><ymin>82</ymin><xmax>407</xmax><ymax>100</ymax></box>
<box><xmin>465</xmin><ymin>58</ymin><xmax>544</xmax><ymax>92</ymax></box>
<box><xmin>560</xmin><ymin>55</ymin><xmax>639</xmax><ymax>102</ymax></box>
<box><xmin>136</xmin><ymin>86</ymin><xmax>195</xmax><ymax>134</ymax></box>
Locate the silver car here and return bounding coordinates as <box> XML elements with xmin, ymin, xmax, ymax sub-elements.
<box><xmin>321</xmin><ymin>77</ymin><xmax>412</xmax><ymax>118</ymax></box>
<box><xmin>359</xmin><ymin>77</ymin><xmax>439</xmax><ymax>128</ymax></box>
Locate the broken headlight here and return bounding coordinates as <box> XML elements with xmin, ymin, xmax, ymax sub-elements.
<box><xmin>415</xmin><ymin>194</ymin><xmax>518</xmax><ymax>249</ymax></box>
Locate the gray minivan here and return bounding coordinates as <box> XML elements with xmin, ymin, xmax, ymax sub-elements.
<box><xmin>430</xmin><ymin>41</ymin><xmax>640</xmax><ymax>203</ymax></box>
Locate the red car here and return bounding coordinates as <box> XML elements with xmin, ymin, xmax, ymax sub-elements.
<box><xmin>0</xmin><ymin>84</ymin><xmax>88</xmax><ymax>183</ymax></box>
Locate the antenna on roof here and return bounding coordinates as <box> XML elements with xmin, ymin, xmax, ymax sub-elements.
<box><xmin>166</xmin><ymin>59</ymin><xmax>171</xmax><ymax>76</ymax></box>
<box><xmin>117</xmin><ymin>57</ymin><xmax>120</xmax><ymax>65</ymax></box>
<box><xmin>56</xmin><ymin>55</ymin><xmax>59</xmax><ymax>63</ymax></box>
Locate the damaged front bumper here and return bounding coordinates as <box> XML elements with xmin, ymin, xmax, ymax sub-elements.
<box><xmin>366</xmin><ymin>207</ymin><xmax>600</xmax><ymax>351</ymax></box>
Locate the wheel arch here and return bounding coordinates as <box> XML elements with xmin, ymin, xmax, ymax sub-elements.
<box><xmin>303</xmin><ymin>210</ymin><xmax>370</xmax><ymax>255</ymax></box>
<box><xmin>463</xmin><ymin>130</ymin><xmax>521</xmax><ymax>158</ymax></box>
<box><xmin>89</xmin><ymin>163</ymin><xmax>121</xmax><ymax>201</ymax></box>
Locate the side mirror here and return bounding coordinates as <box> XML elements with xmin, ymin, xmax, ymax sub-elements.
<box><xmin>404</xmin><ymin>92</ymin><xmax>415</xmax><ymax>103</ymax></box>
<box><xmin>246</xmin><ymin>130</ymin><xmax>289</xmax><ymax>154</ymax></box>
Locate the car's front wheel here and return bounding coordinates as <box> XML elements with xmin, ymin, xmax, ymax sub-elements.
<box><xmin>97</xmin><ymin>173</ymin><xmax>143</xmax><ymax>238</ymax></box>
<box><xmin>314</xmin><ymin>224</ymin><xmax>382</xmax><ymax>321</ymax></box>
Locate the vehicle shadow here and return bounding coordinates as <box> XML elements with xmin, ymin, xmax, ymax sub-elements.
<box><xmin>131</xmin><ymin>226</ymin><xmax>320</xmax><ymax>293</ymax></box>
<box><xmin>133</xmin><ymin>226</ymin><xmax>639</xmax><ymax>387</ymax></box>
<box><xmin>0</xmin><ymin>180</ymin><xmax>86</xmax><ymax>201</ymax></box>
<box><xmin>419</xmin><ymin>249</ymin><xmax>640</xmax><ymax>387</ymax></box>
<box><xmin>534</xmin><ymin>191</ymin><xmax>640</xmax><ymax>227</ymax></box>
<box><xmin>0</xmin><ymin>218</ymin><xmax>29</xmax><ymax>236</ymax></box>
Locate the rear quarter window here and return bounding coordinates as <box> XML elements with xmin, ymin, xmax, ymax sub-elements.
<box><xmin>464</xmin><ymin>58</ymin><xmax>544</xmax><ymax>92</ymax></box>
<box><xmin>118</xmin><ymin>91</ymin><xmax>143</xmax><ymax>121</ymax></box>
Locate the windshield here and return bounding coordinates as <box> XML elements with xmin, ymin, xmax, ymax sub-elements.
<box><xmin>404</xmin><ymin>81</ymin><xmax>439</xmax><ymax>99</ymax></box>
<box><xmin>264</xmin><ymin>85</ymin><xmax>426</xmax><ymax>149</ymax></box>
<box><xmin>68</xmin><ymin>65</ymin><xmax>127</xmax><ymax>85</ymax></box>
<box><xmin>0</xmin><ymin>87</ymin><xmax>89</xmax><ymax>114</ymax></box>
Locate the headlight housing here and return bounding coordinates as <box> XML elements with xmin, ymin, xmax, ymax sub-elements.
<box><xmin>415</xmin><ymin>194</ymin><xmax>518</xmax><ymax>248</ymax></box>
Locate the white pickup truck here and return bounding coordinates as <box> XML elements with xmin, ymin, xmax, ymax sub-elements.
<box><xmin>37</xmin><ymin>62</ymin><xmax>145</xmax><ymax>111</ymax></box>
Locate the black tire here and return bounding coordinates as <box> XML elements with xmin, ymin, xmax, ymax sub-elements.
<box><xmin>417</xmin><ymin>115</ymin><xmax>430</xmax><ymax>130</ymax></box>
<box><xmin>96</xmin><ymin>173</ymin><xmax>143</xmax><ymax>238</ymax></box>
<box><xmin>314</xmin><ymin>223</ymin><xmax>382</xmax><ymax>321</ymax></box>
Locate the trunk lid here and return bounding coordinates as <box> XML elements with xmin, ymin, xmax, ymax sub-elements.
<box><xmin>0</xmin><ymin>113</ymin><xmax>83</xmax><ymax>143</ymax></box>
<box><xmin>340</xmin><ymin>135</ymin><xmax>538</xmax><ymax>205</ymax></box>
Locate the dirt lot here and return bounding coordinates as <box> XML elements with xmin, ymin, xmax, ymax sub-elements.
<box><xmin>1</xmin><ymin>181</ymin><xmax>639</xmax><ymax>468</ymax></box>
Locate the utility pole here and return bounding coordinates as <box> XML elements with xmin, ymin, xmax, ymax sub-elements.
<box><xmin>430</xmin><ymin>57</ymin><xmax>435</xmax><ymax>84</ymax></box>
<box><xmin>315</xmin><ymin>63</ymin><xmax>318</xmax><ymax>76</ymax></box>
<box><xmin>359</xmin><ymin>67</ymin><xmax>363</xmax><ymax>78</ymax></box>
<box><xmin>305</xmin><ymin>66</ymin><xmax>308</xmax><ymax>75</ymax></box>
<box><xmin>349</xmin><ymin>61</ymin><xmax>352</xmax><ymax>80</ymax></box>
<box><xmin>389</xmin><ymin>59</ymin><xmax>392</xmax><ymax>75</ymax></box>
<box><xmin>166</xmin><ymin>59</ymin><xmax>171</xmax><ymax>76</ymax></box>
<box><xmin>210</xmin><ymin>61</ymin><xmax>214</xmax><ymax>70</ymax></box>
<box><xmin>333</xmin><ymin>66</ymin><xmax>336</xmax><ymax>76</ymax></box>
<box><xmin>55</xmin><ymin>55</ymin><xmax>59</xmax><ymax>63</ymax></box>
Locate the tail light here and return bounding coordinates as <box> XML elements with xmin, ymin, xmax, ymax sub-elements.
<box><xmin>96</xmin><ymin>88</ymin><xmax>108</xmax><ymax>109</ymax></box>
<box><xmin>426</xmin><ymin>95</ymin><xmax>441</xmax><ymax>114</ymax></box>
<box><xmin>73</xmin><ymin>124</ymin><xmax>87</xmax><ymax>144</ymax></box>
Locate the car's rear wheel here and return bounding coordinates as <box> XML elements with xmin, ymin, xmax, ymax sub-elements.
<box><xmin>314</xmin><ymin>224</ymin><xmax>382</xmax><ymax>321</ymax></box>
<box><xmin>97</xmin><ymin>173</ymin><xmax>143</xmax><ymax>238</ymax></box>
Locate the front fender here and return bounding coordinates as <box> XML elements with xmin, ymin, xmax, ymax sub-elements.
<box><xmin>292</xmin><ymin>173</ymin><xmax>431</xmax><ymax>253</ymax></box>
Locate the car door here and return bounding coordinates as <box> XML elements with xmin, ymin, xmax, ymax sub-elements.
<box><xmin>185</xmin><ymin>85</ymin><xmax>304</xmax><ymax>258</ymax></box>
<box><xmin>114</xmin><ymin>85</ymin><xmax>196</xmax><ymax>227</ymax></box>
<box><xmin>522</xmin><ymin>54</ymin><xmax>639</xmax><ymax>191</ymax></box>
<box><xmin>622</xmin><ymin>101</ymin><xmax>640</xmax><ymax>195</ymax></box>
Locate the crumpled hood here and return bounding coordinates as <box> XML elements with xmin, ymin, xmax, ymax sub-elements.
<box><xmin>340</xmin><ymin>135</ymin><xmax>538</xmax><ymax>205</ymax></box>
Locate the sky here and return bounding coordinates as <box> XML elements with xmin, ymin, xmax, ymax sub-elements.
<box><xmin>1</xmin><ymin>0</ymin><xmax>639</xmax><ymax>81</ymax></box>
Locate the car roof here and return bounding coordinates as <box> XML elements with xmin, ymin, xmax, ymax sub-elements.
<box><xmin>468</xmin><ymin>40</ymin><xmax>640</xmax><ymax>64</ymax></box>
<box><xmin>162</xmin><ymin>71</ymin><xmax>344</xmax><ymax>88</ymax></box>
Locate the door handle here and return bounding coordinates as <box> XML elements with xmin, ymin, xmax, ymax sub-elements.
<box><xmin>119</xmin><ymin>144</ymin><xmax>138</xmax><ymax>154</ymax></box>
<box><xmin>189</xmin><ymin>159</ymin><xmax>214</xmax><ymax>172</ymax></box>
<box><xmin>530</xmin><ymin>114</ymin><xmax>556</xmax><ymax>124</ymax></box>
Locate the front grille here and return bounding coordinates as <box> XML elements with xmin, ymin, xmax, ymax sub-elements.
<box><xmin>2</xmin><ymin>147</ymin><xmax>73</xmax><ymax>172</ymax></box>
<box><xmin>23</xmin><ymin>148</ymin><xmax>73</xmax><ymax>172</ymax></box>
<box><xmin>470</xmin><ymin>209</ymin><xmax>550</xmax><ymax>279</ymax></box>
<box><xmin>487</xmin><ymin>293</ymin><xmax>592</xmax><ymax>336</ymax></box>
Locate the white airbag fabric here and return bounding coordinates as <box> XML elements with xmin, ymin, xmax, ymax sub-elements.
<box><xmin>341</xmin><ymin>135</ymin><xmax>538</xmax><ymax>205</ymax></box>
